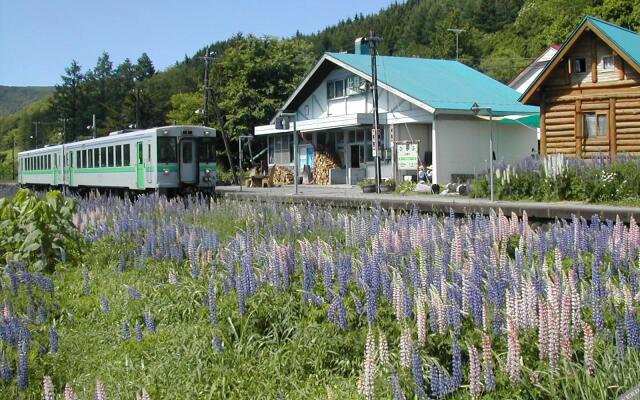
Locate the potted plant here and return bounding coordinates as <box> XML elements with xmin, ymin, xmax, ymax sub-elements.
<box><xmin>357</xmin><ymin>178</ymin><xmax>376</xmax><ymax>193</ymax></box>
<box><xmin>380</xmin><ymin>178</ymin><xmax>396</xmax><ymax>193</ymax></box>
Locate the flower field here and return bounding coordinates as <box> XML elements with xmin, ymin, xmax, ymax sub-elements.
<box><xmin>1</xmin><ymin>191</ymin><xmax>640</xmax><ymax>399</ymax></box>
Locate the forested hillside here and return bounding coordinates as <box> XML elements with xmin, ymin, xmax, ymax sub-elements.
<box><xmin>0</xmin><ymin>85</ymin><xmax>54</xmax><ymax>116</ymax></box>
<box><xmin>0</xmin><ymin>0</ymin><xmax>638</xmax><ymax>164</ymax></box>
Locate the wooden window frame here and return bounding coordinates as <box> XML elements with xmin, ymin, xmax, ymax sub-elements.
<box><xmin>583</xmin><ymin>111</ymin><xmax>609</xmax><ymax>142</ymax></box>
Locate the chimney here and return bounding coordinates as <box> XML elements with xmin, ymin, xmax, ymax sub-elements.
<box><xmin>354</xmin><ymin>37</ymin><xmax>369</xmax><ymax>55</ymax></box>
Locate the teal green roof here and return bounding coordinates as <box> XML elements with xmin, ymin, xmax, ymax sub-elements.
<box><xmin>587</xmin><ymin>16</ymin><xmax>640</xmax><ymax>67</ymax></box>
<box><xmin>327</xmin><ymin>52</ymin><xmax>538</xmax><ymax>115</ymax></box>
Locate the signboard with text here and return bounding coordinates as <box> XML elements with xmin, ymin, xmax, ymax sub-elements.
<box><xmin>397</xmin><ymin>143</ymin><xmax>418</xmax><ymax>170</ymax></box>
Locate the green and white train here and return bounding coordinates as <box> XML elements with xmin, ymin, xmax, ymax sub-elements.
<box><xmin>18</xmin><ymin>125</ymin><xmax>217</xmax><ymax>195</ymax></box>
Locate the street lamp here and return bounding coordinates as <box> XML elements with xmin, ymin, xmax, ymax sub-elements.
<box><xmin>238</xmin><ymin>135</ymin><xmax>253</xmax><ymax>192</ymax></box>
<box><xmin>471</xmin><ymin>102</ymin><xmax>495</xmax><ymax>201</ymax></box>
<box><xmin>448</xmin><ymin>28</ymin><xmax>466</xmax><ymax>61</ymax></box>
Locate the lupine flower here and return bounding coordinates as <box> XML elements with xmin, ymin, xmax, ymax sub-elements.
<box><xmin>506</xmin><ymin>318</ymin><xmax>521</xmax><ymax>383</ymax></box>
<box><xmin>481</xmin><ymin>333</ymin><xmax>495</xmax><ymax>392</ymax></box>
<box><xmin>43</xmin><ymin>375</ymin><xmax>55</xmax><ymax>400</ymax></box>
<box><xmin>17</xmin><ymin>337</ymin><xmax>29</xmax><ymax>390</ymax></box>
<box><xmin>64</xmin><ymin>383</ymin><xmax>77</xmax><ymax>400</ymax></box>
<box><xmin>100</xmin><ymin>295</ymin><xmax>110</xmax><ymax>313</ymax></box>
<box><xmin>128</xmin><ymin>287</ymin><xmax>142</xmax><ymax>300</ymax></box>
<box><xmin>452</xmin><ymin>336</ymin><xmax>463</xmax><ymax>389</ymax></box>
<box><xmin>389</xmin><ymin>368</ymin><xmax>406</xmax><ymax>400</ymax></box>
<box><xmin>377</xmin><ymin>332</ymin><xmax>389</xmax><ymax>366</ymax></box>
<box><xmin>82</xmin><ymin>267</ymin><xmax>91</xmax><ymax>295</ymax></box>
<box><xmin>95</xmin><ymin>380</ymin><xmax>108</xmax><ymax>400</ymax></box>
<box><xmin>399</xmin><ymin>326</ymin><xmax>412</xmax><ymax>369</ymax></box>
<box><xmin>0</xmin><ymin>354</ymin><xmax>13</xmax><ymax>382</ymax></box>
<box><xmin>141</xmin><ymin>388</ymin><xmax>151</xmax><ymax>400</ymax></box>
<box><xmin>357</xmin><ymin>329</ymin><xmax>376</xmax><ymax>400</ymax></box>
<box><xmin>415</xmin><ymin>290</ymin><xmax>428</xmax><ymax>347</ymax></box>
<box><xmin>560</xmin><ymin>291</ymin><xmax>572</xmax><ymax>360</ymax></box>
<box><xmin>208</xmin><ymin>282</ymin><xmax>218</xmax><ymax>327</ymax></box>
<box><xmin>467</xmin><ymin>343</ymin><xmax>482</xmax><ymax>398</ymax></box>
<box><xmin>168</xmin><ymin>270</ymin><xmax>178</xmax><ymax>285</ymax></box>
<box><xmin>583</xmin><ymin>322</ymin><xmax>595</xmax><ymax>375</ymax></box>
<box><xmin>122</xmin><ymin>321</ymin><xmax>131</xmax><ymax>340</ymax></box>
<box><xmin>50</xmin><ymin>328</ymin><xmax>59</xmax><ymax>353</ymax></box>
<box><xmin>135</xmin><ymin>322</ymin><xmax>143</xmax><ymax>341</ymax></box>
<box><xmin>411</xmin><ymin>345</ymin><xmax>424</xmax><ymax>390</ymax></box>
<box><xmin>144</xmin><ymin>311</ymin><xmax>156</xmax><ymax>334</ymax></box>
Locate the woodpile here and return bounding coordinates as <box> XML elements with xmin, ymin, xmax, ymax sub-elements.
<box><xmin>313</xmin><ymin>151</ymin><xmax>340</xmax><ymax>185</ymax></box>
<box><xmin>272</xmin><ymin>165</ymin><xmax>294</xmax><ymax>185</ymax></box>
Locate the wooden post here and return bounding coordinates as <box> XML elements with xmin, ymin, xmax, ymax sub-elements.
<box><xmin>609</xmin><ymin>98</ymin><xmax>617</xmax><ymax>159</ymax></box>
<box><xmin>591</xmin><ymin>33</ymin><xmax>598</xmax><ymax>83</ymax></box>
<box><xmin>615</xmin><ymin>54</ymin><xmax>625</xmax><ymax>80</ymax></box>
<box><xmin>575</xmin><ymin>99</ymin><xmax>582</xmax><ymax>157</ymax></box>
<box><xmin>540</xmin><ymin>97</ymin><xmax>547</xmax><ymax>156</ymax></box>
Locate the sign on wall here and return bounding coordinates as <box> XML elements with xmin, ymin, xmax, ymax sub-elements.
<box><xmin>397</xmin><ymin>143</ymin><xmax>418</xmax><ymax>170</ymax></box>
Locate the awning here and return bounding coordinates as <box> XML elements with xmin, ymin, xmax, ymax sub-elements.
<box><xmin>474</xmin><ymin>114</ymin><xmax>540</xmax><ymax>128</ymax></box>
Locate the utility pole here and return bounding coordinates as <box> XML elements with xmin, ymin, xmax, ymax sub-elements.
<box><xmin>365</xmin><ymin>31</ymin><xmax>383</xmax><ymax>193</ymax></box>
<box><xmin>200</xmin><ymin>47</ymin><xmax>214</xmax><ymax>127</ymax></box>
<box><xmin>135</xmin><ymin>87</ymin><xmax>140</xmax><ymax>129</ymax></box>
<box><xmin>12</xmin><ymin>136</ymin><xmax>16</xmax><ymax>181</ymax></box>
<box><xmin>447</xmin><ymin>28</ymin><xmax>465</xmax><ymax>61</ymax></box>
<box><xmin>32</xmin><ymin>121</ymin><xmax>40</xmax><ymax>149</ymax></box>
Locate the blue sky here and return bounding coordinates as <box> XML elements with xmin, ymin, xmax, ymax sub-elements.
<box><xmin>0</xmin><ymin>0</ymin><xmax>395</xmax><ymax>87</ymax></box>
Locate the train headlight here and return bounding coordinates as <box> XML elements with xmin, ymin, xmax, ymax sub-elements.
<box><xmin>163</xmin><ymin>169</ymin><xmax>170</xmax><ymax>176</ymax></box>
<box><xmin>205</xmin><ymin>169</ymin><xmax>211</xmax><ymax>176</ymax></box>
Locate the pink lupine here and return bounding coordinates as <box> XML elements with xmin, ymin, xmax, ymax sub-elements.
<box><xmin>95</xmin><ymin>380</ymin><xmax>108</xmax><ymax>400</ymax></box>
<box><xmin>583</xmin><ymin>322</ymin><xmax>595</xmax><ymax>375</ymax></box>
<box><xmin>468</xmin><ymin>344</ymin><xmax>482</xmax><ymax>399</ymax></box>
<box><xmin>547</xmin><ymin>281</ymin><xmax>560</xmax><ymax>372</ymax></box>
<box><xmin>560</xmin><ymin>288</ymin><xmax>572</xmax><ymax>360</ymax></box>
<box><xmin>506</xmin><ymin>318</ymin><xmax>521</xmax><ymax>383</ymax></box>
<box><xmin>64</xmin><ymin>383</ymin><xmax>77</xmax><ymax>400</ymax></box>
<box><xmin>141</xmin><ymin>388</ymin><xmax>151</xmax><ymax>400</ymax></box>
<box><xmin>399</xmin><ymin>326</ymin><xmax>412</xmax><ymax>369</ymax></box>
<box><xmin>43</xmin><ymin>376</ymin><xmax>55</xmax><ymax>400</ymax></box>
<box><xmin>392</xmin><ymin>272</ymin><xmax>406</xmax><ymax>322</ymax></box>
<box><xmin>482</xmin><ymin>333</ymin><xmax>495</xmax><ymax>392</ymax></box>
<box><xmin>416</xmin><ymin>290</ymin><xmax>428</xmax><ymax>347</ymax></box>
<box><xmin>538</xmin><ymin>299</ymin><xmax>548</xmax><ymax>361</ymax></box>
<box><xmin>357</xmin><ymin>329</ymin><xmax>377</xmax><ymax>400</ymax></box>
<box><xmin>570</xmin><ymin>271</ymin><xmax>582</xmax><ymax>338</ymax></box>
<box><xmin>378</xmin><ymin>332</ymin><xmax>389</xmax><ymax>366</ymax></box>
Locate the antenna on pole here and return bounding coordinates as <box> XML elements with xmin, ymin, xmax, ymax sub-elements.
<box><xmin>200</xmin><ymin>47</ymin><xmax>215</xmax><ymax>127</ymax></box>
<box><xmin>447</xmin><ymin>28</ymin><xmax>465</xmax><ymax>61</ymax></box>
<box><xmin>363</xmin><ymin>31</ymin><xmax>383</xmax><ymax>193</ymax></box>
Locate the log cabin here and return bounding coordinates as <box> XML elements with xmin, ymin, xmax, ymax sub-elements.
<box><xmin>520</xmin><ymin>16</ymin><xmax>640</xmax><ymax>158</ymax></box>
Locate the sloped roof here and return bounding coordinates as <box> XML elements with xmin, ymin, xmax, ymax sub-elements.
<box><xmin>588</xmin><ymin>16</ymin><xmax>640</xmax><ymax>66</ymax></box>
<box><xmin>272</xmin><ymin>52</ymin><xmax>538</xmax><ymax>121</ymax></box>
<box><xmin>520</xmin><ymin>16</ymin><xmax>640</xmax><ymax>104</ymax></box>
<box><xmin>328</xmin><ymin>53</ymin><xmax>538</xmax><ymax>115</ymax></box>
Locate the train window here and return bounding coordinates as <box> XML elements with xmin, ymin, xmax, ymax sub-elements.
<box><xmin>115</xmin><ymin>145</ymin><xmax>122</xmax><ymax>167</ymax></box>
<box><xmin>158</xmin><ymin>137</ymin><xmax>177</xmax><ymax>163</ymax></box>
<box><xmin>108</xmin><ymin>146</ymin><xmax>114</xmax><ymax>167</ymax></box>
<box><xmin>198</xmin><ymin>138</ymin><xmax>215</xmax><ymax>163</ymax></box>
<box><xmin>48</xmin><ymin>154</ymin><xmax>51</xmax><ymax>169</ymax></box>
<box><xmin>182</xmin><ymin>142</ymin><xmax>193</xmax><ymax>163</ymax></box>
<box><xmin>100</xmin><ymin>147</ymin><xmax>106</xmax><ymax>167</ymax></box>
<box><xmin>94</xmin><ymin>148</ymin><xmax>99</xmax><ymax>168</ymax></box>
<box><xmin>75</xmin><ymin>151</ymin><xmax>80</xmax><ymax>168</ymax></box>
<box><xmin>88</xmin><ymin>149</ymin><xmax>93</xmax><ymax>168</ymax></box>
<box><xmin>81</xmin><ymin>151</ymin><xmax>86</xmax><ymax>168</ymax></box>
<box><xmin>123</xmin><ymin>144</ymin><xmax>130</xmax><ymax>166</ymax></box>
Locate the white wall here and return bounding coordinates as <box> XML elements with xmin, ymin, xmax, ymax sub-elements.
<box><xmin>296</xmin><ymin>68</ymin><xmax>414</xmax><ymax>120</ymax></box>
<box><xmin>433</xmin><ymin>116</ymin><xmax>536</xmax><ymax>184</ymax></box>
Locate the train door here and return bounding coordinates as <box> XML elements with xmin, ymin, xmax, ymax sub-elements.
<box><xmin>53</xmin><ymin>154</ymin><xmax>59</xmax><ymax>185</ymax></box>
<box><xmin>180</xmin><ymin>139</ymin><xmax>196</xmax><ymax>184</ymax></box>
<box><xmin>136</xmin><ymin>142</ymin><xmax>145</xmax><ymax>189</ymax></box>
<box><xmin>69</xmin><ymin>152</ymin><xmax>76</xmax><ymax>186</ymax></box>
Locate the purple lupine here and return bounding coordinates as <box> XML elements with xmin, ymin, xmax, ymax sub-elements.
<box><xmin>122</xmin><ymin>321</ymin><xmax>130</xmax><ymax>340</ymax></box>
<box><xmin>583</xmin><ymin>322</ymin><xmax>595</xmax><ymax>375</ymax></box>
<box><xmin>410</xmin><ymin>345</ymin><xmax>424</xmax><ymax>390</ymax></box>
<box><xmin>0</xmin><ymin>353</ymin><xmax>13</xmax><ymax>382</ymax></box>
<box><xmin>100</xmin><ymin>295</ymin><xmax>110</xmax><ymax>313</ymax></box>
<box><xmin>389</xmin><ymin>368</ymin><xmax>406</xmax><ymax>400</ymax></box>
<box><xmin>482</xmin><ymin>333</ymin><xmax>495</xmax><ymax>392</ymax></box>
<box><xmin>452</xmin><ymin>336</ymin><xmax>462</xmax><ymax>389</ymax></box>
<box><xmin>144</xmin><ymin>311</ymin><xmax>156</xmax><ymax>334</ymax></box>
<box><xmin>213</xmin><ymin>336</ymin><xmax>223</xmax><ymax>352</ymax></box>
<box><xmin>50</xmin><ymin>328</ymin><xmax>59</xmax><ymax>353</ymax></box>
<box><xmin>625</xmin><ymin>306</ymin><xmax>640</xmax><ymax>349</ymax></box>
<box><xmin>128</xmin><ymin>286</ymin><xmax>142</xmax><ymax>300</ymax></box>
<box><xmin>135</xmin><ymin>322</ymin><xmax>143</xmax><ymax>341</ymax></box>
<box><xmin>82</xmin><ymin>267</ymin><xmax>91</xmax><ymax>296</ymax></box>
<box><xmin>327</xmin><ymin>295</ymin><xmax>347</xmax><ymax>330</ymax></box>
<box><xmin>17</xmin><ymin>337</ymin><xmax>28</xmax><ymax>390</ymax></box>
<box><xmin>616</xmin><ymin>314</ymin><xmax>626</xmax><ymax>361</ymax></box>
<box><xmin>208</xmin><ymin>282</ymin><xmax>217</xmax><ymax>327</ymax></box>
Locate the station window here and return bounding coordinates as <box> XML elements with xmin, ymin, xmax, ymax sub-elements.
<box><xmin>108</xmin><ymin>146</ymin><xmax>114</xmax><ymax>167</ymax></box>
<box><xmin>88</xmin><ymin>149</ymin><xmax>93</xmax><ymax>168</ymax></box>
<box><xmin>123</xmin><ymin>144</ymin><xmax>130</xmax><ymax>166</ymax></box>
<box><xmin>100</xmin><ymin>147</ymin><xmax>106</xmax><ymax>167</ymax></box>
<box><xmin>115</xmin><ymin>145</ymin><xmax>122</xmax><ymax>167</ymax></box>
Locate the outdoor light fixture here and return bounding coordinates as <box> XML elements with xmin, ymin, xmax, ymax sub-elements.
<box><xmin>470</xmin><ymin>102</ymin><xmax>495</xmax><ymax>202</ymax></box>
<box><xmin>163</xmin><ymin>130</ymin><xmax>169</xmax><ymax>135</ymax></box>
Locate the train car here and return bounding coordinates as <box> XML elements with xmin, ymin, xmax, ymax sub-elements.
<box><xmin>18</xmin><ymin>125</ymin><xmax>216</xmax><ymax>195</ymax></box>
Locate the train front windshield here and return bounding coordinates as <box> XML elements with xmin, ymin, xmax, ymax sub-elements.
<box><xmin>198</xmin><ymin>138</ymin><xmax>215</xmax><ymax>163</ymax></box>
<box><xmin>158</xmin><ymin>137</ymin><xmax>177</xmax><ymax>163</ymax></box>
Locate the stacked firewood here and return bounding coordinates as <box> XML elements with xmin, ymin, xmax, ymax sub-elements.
<box><xmin>313</xmin><ymin>151</ymin><xmax>340</xmax><ymax>185</ymax></box>
<box><xmin>272</xmin><ymin>165</ymin><xmax>294</xmax><ymax>185</ymax></box>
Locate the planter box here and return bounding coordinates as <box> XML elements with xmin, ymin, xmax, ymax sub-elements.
<box><xmin>380</xmin><ymin>184</ymin><xmax>395</xmax><ymax>193</ymax></box>
<box><xmin>362</xmin><ymin>184</ymin><xmax>376</xmax><ymax>193</ymax></box>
